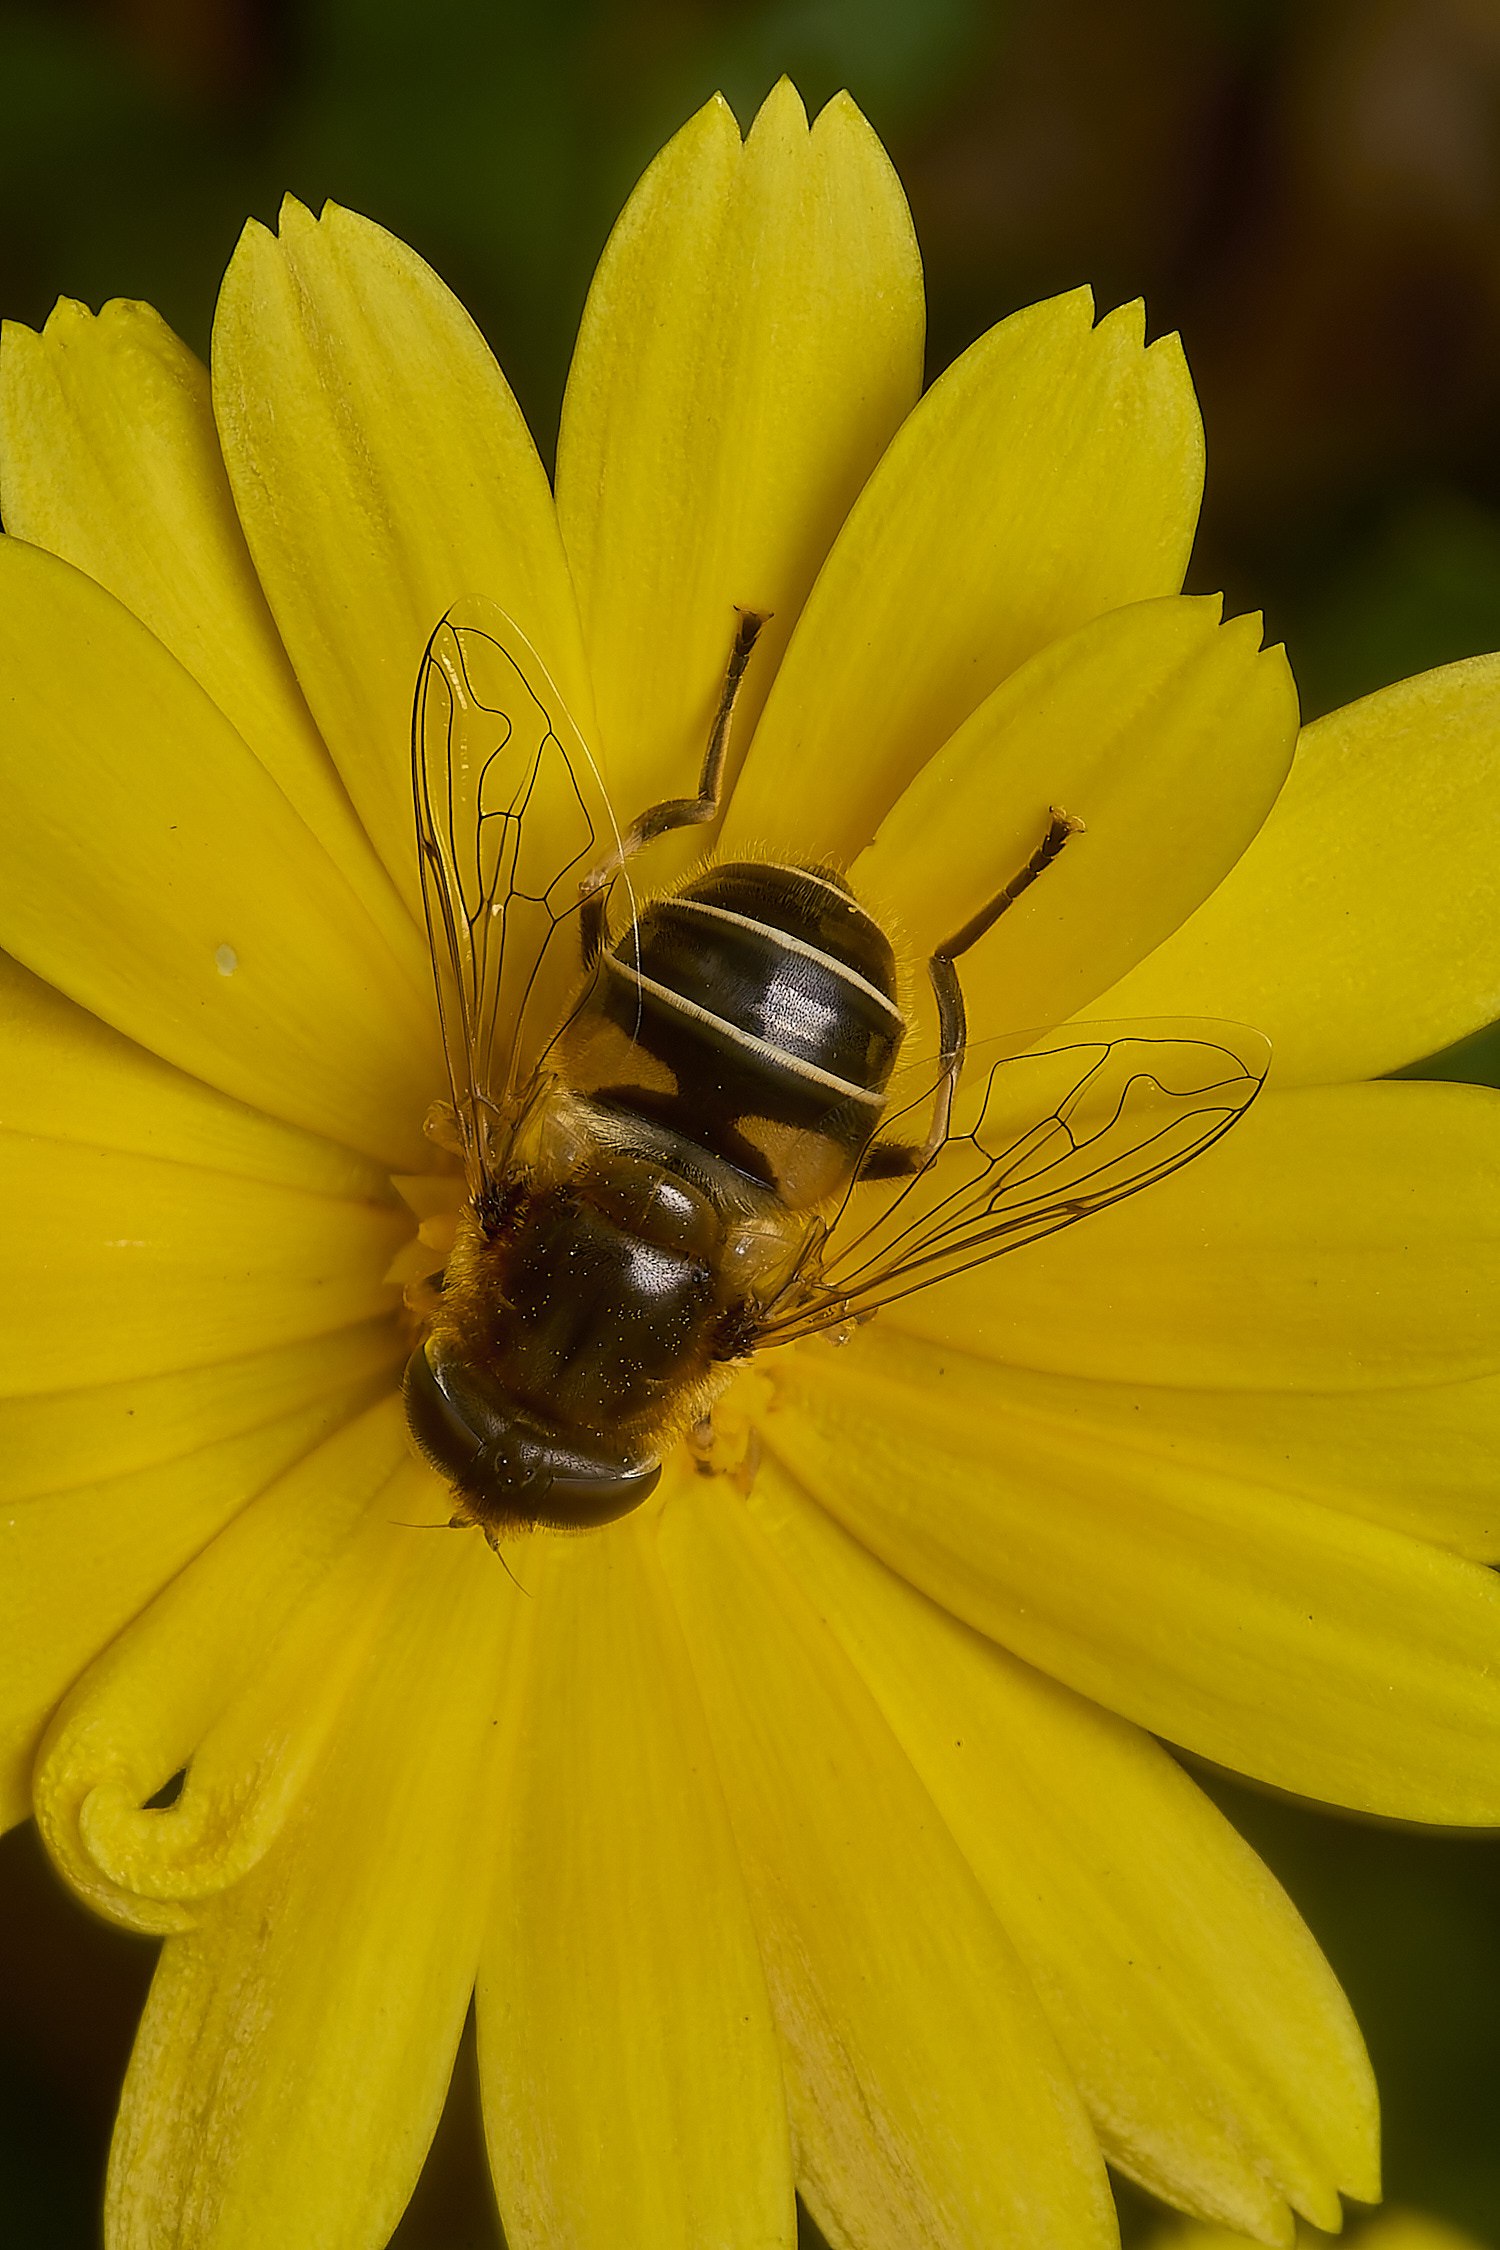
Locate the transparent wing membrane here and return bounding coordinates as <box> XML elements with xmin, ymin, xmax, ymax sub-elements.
<box><xmin>756</xmin><ymin>1019</ymin><xmax>1270</xmax><ymax>1344</ymax></box>
<box><xmin>411</xmin><ymin>598</ymin><xmax>615</xmax><ymax>1192</ymax></box>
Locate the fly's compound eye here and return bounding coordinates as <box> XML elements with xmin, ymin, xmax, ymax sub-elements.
<box><xmin>402</xmin><ymin>1342</ymin><xmax>662</xmax><ymax>1531</ymax></box>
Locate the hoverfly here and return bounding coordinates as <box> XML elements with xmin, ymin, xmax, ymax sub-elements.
<box><xmin>400</xmin><ymin>597</ymin><xmax>1268</xmax><ymax>1540</ymax></box>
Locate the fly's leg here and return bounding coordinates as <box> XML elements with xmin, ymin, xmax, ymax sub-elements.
<box><xmin>859</xmin><ymin>807</ymin><xmax>1085</xmax><ymax>1181</ymax></box>
<box><xmin>578</xmin><ymin>609</ymin><xmax>769</xmax><ymax>965</ymax></box>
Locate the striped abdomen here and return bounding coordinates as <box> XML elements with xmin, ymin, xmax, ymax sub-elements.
<box><xmin>557</xmin><ymin>862</ymin><xmax>907</xmax><ymax>1209</ymax></box>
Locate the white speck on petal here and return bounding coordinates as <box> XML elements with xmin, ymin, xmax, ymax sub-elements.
<box><xmin>215</xmin><ymin>945</ymin><xmax>238</xmax><ymax>977</ymax></box>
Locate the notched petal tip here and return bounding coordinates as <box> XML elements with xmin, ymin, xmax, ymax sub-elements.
<box><xmin>680</xmin><ymin>86</ymin><xmax>744</xmax><ymax>147</ymax></box>
<box><xmin>810</xmin><ymin>85</ymin><xmax>901</xmax><ymax>166</ymax></box>
<box><xmin>315</xmin><ymin>198</ymin><xmax>406</xmax><ymax>257</ymax></box>
<box><xmin>39</xmin><ymin>296</ymin><xmax>96</xmax><ymax>341</ymax></box>
<box><xmin>96</xmin><ymin>295</ymin><xmax>159</xmax><ymax>329</ymax></box>
<box><xmin>815</xmin><ymin>85</ymin><xmax>864</xmax><ymax>124</ymax></box>
<box><xmin>810</xmin><ymin>87</ymin><xmax>922</xmax><ymax>266</ymax></box>
<box><xmin>1099</xmin><ymin>294</ymin><xmax>1147</xmax><ymax>346</ymax></box>
<box><xmin>749</xmin><ymin>74</ymin><xmax>811</xmax><ymax>138</ymax></box>
<box><xmin>1058</xmin><ymin>278</ymin><xmax>1097</xmax><ymax>323</ymax></box>
<box><xmin>274</xmin><ymin>191</ymin><xmax>317</xmax><ymax>238</ymax></box>
<box><xmin>29</xmin><ymin>294</ymin><xmax>204</xmax><ymax>379</ymax></box>
<box><xmin>1349</xmin><ymin>2145</ymin><xmax>1383</xmax><ymax>2206</ymax></box>
<box><xmin>1143</xmin><ymin>327</ymin><xmax>1205</xmax><ymax>461</ymax></box>
<box><xmin>1250</xmin><ymin>630</ymin><xmax>1301</xmax><ymax>727</ymax></box>
<box><xmin>224</xmin><ymin>211</ymin><xmax>278</xmax><ymax>276</ymax></box>
<box><xmin>1143</xmin><ymin>318</ymin><xmax>1191</xmax><ymax>364</ymax></box>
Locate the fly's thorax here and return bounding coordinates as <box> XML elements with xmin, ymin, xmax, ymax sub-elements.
<box><xmin>555</xmin><ymin>858</ymin><xmax>908</xmax><ymax>1212</ymax></box>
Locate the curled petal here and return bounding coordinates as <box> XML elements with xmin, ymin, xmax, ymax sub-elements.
<box><xmin>0</xmin><ymin>1350</ymin><xmax>392</xmax><ymax>1832</ymax></box>
<box><xmin>32</xmin><ymin>1401</ymin><xmax>421</xmax><ymax>1931</ymax></box>
<box><xmin>105</xmin><ymin>1522</ymin><xmax>509</xmax><ymax>2250</ymax></box>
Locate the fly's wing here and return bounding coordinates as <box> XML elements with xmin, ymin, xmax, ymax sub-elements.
<box><xmin>412</xmin><ymin>597</ymin><xmax>616</xmax><ymax>1196</ymax></box>
<box><xmin>753</xmin><ymin>1018</ymin><xmax>1270</xmax><ymax>1345</ymax></box>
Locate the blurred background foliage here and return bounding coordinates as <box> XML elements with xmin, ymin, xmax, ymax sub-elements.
<box><xmin>3</xmin><ymin>0</ymin><xmax>1500</xmax><ymax>2244</ymax></box>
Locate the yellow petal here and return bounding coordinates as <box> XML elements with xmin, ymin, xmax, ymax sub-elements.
<box><xmin>847</xmin><ymin>1339</ymin><xmax>1500</xmax><ymax>1565</ymax></box>
<box><xmin>0</xmin><ymin>946</ymin><xmax>394</xmax><ymax>1199</ymax></box>
<box><xmin>1</xmin><ymin>1319</ymin><xmax>400</xmax><ymax>1503</ymax></box>
<box><xmin>0</xmin><ymin>300</ymin><xmax>421</xmax><ymax>971</ymax></box>
<box><xmin>556</xmin><ymin>84</ymin><xmax>923</xmax><ymax>847</ymax></box>
<box><xmin>763</xmin><ymin>1325</ymin><xmax>1500</xmax><ymax>1822</ymax></box>
<box><xmin>1093</xmin><ymin>654</ymin><xmax>1500</xmax><ymax>1083</ymax></box>
<box><xmin>887</xmin><ymin>1082</ymin><xmax>1500</xmax><ymax>1390</ymax></box>
<box><xmin>68</xmin><ymin>1478</ymin><xmax>431</xmax><ymax>1914</ymax></box>
<box><xmin>477</xmin><ymin>1509</ymin><xmax>795</xmax><ymax>2250</ymax></box>
<box><xmin>724</xmin><ymin>292</ymin><xmax>1204</xmax><ymax>864</ymax></box>
<box><xmin>0</xmin><ymin>540</ymin><xmax>443</xmax><ymax>1167</ymax></box>
<box><xmin>1</xmin><ymin>1133</ymin><xmax>406</xmax><ymax>1394</ymax></box>
<box><xmin>104</xmin><ymin>1523</ymin><xmax>507</xmax><ymax>2250</ymax></box>
<box><xmin>656</xmin><ymin>1478</ymin><xmax>1115</xmax><ymax>2250</ymax></box>
<box><xmin>0</xmin><ymin>1363</ymin><xmax>391</xmax><ymax>1834</ymax></box>
<box><xmin>33</xmin><ymin>1397</ymin><xmax>419</xmax><ymax>1931</ymax></box>
<box><xmin>212</xmin><ymin>197</ymin><xmax>589</xmax><ymax>896</ymax></box>
<box><xmin>747</xmin><ymin>1458</ymin><xmax>1377</xmax><ymax>2239</ymax></box>
<box><xmin>851</xmin><ymin>597</ymin><xmax>1296</xmax><ymax>1043</ymax></box>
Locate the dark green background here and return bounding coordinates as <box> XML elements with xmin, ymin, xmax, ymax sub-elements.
<box><xmin>3</xmin><ymin>1</ymin><xmax>1499</xmax><ymax>2244</ymax></box>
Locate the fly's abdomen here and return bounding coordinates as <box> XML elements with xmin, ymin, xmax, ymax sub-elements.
<box><xmin>559</xmin><ymin>862</ymin><xmax>907</xmax><ymax>1207</ymax></box>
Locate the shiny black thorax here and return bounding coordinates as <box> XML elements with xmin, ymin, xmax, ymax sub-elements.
<box><xmin>407</xmin><ymin>862</ymin><xmax>907</xmax><ymax>1532</ymax></box>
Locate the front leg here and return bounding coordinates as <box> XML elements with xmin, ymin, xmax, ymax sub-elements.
<box><xmin>578</xmin><ymin>609</ymin><xmax>769</xmax><ymax>965</ymax></box>
<box><xmin>860</xmin><ymin>807</ymin><xmax>1085</xmax><ymax>1181</ymax></box>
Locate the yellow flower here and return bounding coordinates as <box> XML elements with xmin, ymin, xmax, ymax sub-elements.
<box><xmin>2</xmin><ymin>76</ymin><xmax>1499</xmax><ymax>2250</ymax></box>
